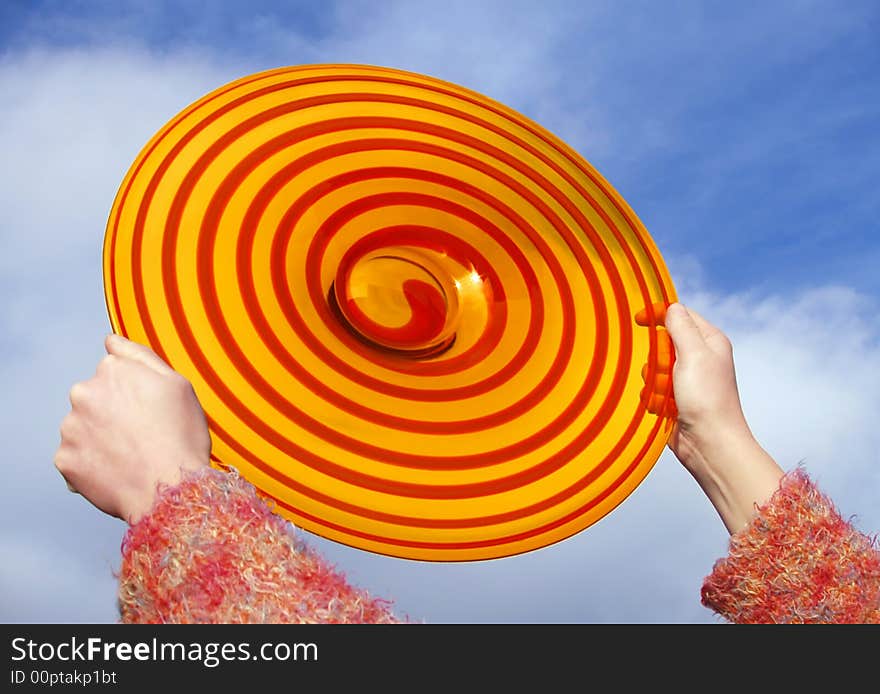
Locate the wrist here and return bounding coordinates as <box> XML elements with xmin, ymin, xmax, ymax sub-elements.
<box><xmin>677</xmin><ymin>423</ymin><xmax>785</xmax><ymax>534</ymax></box>
<box><xmin>685</xmin><ymin>420</ymin><xmax>757</xmax><ymax>479</ymax></box>
<box><xmin>126</xmin><ymin>456</ymin><xmax>209</xmax><ymax>525</ymax></box>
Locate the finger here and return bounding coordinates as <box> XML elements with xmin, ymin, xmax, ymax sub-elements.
<box><xmin>640</xmin><ymin>371</ymin><xmax>672</xmax><ymax>394</ymax></box>
<box><xmin>69</xmin><ymin>381</ymin><xmax>89</xmax><ymax>409</ymax></box>
<box><xmin>639</xmin><ymin>331</ymin><xmax>674</xmax><ymax>386</ymax></box>
<box><xmin>656</xmin><ymin>329</ymin><xmax>673</xmax><ymax>365</ymax></box>
<box><xmin>634</xmin><ymin>301</ymin><xmax>668</xmax><ymax>327</ymax></box>
<box><xmin>639</xmin><ymin>385</ymin><xmax>676</xmax><ymax>416</ymax></box>
<box><xmin>53</xmin><ymin>449</ymin><xmax>80</xmax><ymax>494</ymax></box>
<box><xmin>105</xmin><ymin>334</ymin><xmax>174</xmax><ymax>375</ymax></box>
<box><xmin>641</xmin><ymin>362</ymin><xmax>672</xmax><ymax>380</ymax></box>
<box><xmin>664</xmin><ymin>303</ymin><xmax>707</xmax><ymax>359</ymax></box>
<box><xmin>59</xmin><ymin>413</ymin><xmax>78</xmax><ymax>442</ymax></box>
<box><xmin>678</xmin><ymin>305</ymin><xmax>725</xmax><ymax>343</ymax></box>
<box><xmin>95</xmin><ymin>353</ymin><xmax>118</xmax><ymax>378</ymax></box>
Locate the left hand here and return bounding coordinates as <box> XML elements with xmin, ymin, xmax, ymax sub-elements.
<box><xmin>54</xmin><ymin>334</ymin><xmax>212</xmax><ymax>524</ymax></box>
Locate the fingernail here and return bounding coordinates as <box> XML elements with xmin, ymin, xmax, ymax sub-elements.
<box><xmin>666</xmin><ymin>302</ymin><xmax>684</xmax><ymax>318</ymax></box>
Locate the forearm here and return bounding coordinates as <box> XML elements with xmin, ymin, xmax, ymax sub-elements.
<box><xmin>702</xmin><ymin>468</ymin><xmax>880</xmax><ymax>623</ymax></box>
<box><xmin>683</xmin><ymin>425</ymin><xmax>785</xmax><ymax>535</ymax></box>
<box><xmin>118</xmin><ymin>466</ymin><xmax>402</xmax><ymax>624</ymax></box>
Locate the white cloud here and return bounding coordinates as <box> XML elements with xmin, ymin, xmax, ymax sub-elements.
<box><xmin>0</xmin><ymin>46</ymin><xmax>230</xmax><ymax>283</ymax></box>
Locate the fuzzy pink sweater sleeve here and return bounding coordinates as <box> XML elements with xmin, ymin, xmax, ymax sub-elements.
<box><xmin>702</xmin><ymin>469</ymin><xmax>880</xmax><ymax>623</ymax></box>
<box><xmin>118</xmin><ymin>466</ymin><xmax>401</xmax><ymax>623</ymax></box>
<box><xmin>119</xmin><ymin>466</ymin><xmax>879</xmax><ymax>623</ymax></box>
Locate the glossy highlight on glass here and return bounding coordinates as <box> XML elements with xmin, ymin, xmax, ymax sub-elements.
<box><xmin>103</xmin><ymin>64</ymin><xmax>677</xmax><ymax>561</ymax></box>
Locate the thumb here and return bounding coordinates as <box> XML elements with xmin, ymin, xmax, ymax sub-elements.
<box><xmin>663</xmin><ymin>303</ymin><xmax>706</xmax><ymax>361</ymax></box>
<box><xmin>105</xmin><ymin>334</ymin><xmax>174</xmax><ymax>376</ymax></box>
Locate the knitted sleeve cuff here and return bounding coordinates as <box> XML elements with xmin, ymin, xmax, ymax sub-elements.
<box><xmin>701</xmin><ymin>468</ymin><xmax>880</xmax><ymax>623</ymax></box>
<box><xmin>118</xmin><ymin>466</ymin><xmax>401</xmax><ymax>624</ymax></box>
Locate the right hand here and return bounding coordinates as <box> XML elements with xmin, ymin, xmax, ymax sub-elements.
<box><xmin>662</xmin><ymin>303</ymin><xmax>753</xmax><ymax>474</ymax></box>
<box><xmin>54</xmin><ymin>334</ymin><xmax>212</xmax><ymax>525</ymax></box>
<box><xmin>642</xmin><ymin>303</ymin><xmax>784</xmax><ymax>533</ymax></box>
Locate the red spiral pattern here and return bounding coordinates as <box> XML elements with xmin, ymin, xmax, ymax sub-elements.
<box><xmin>104</xmin><ymin>65</ymin><xmax>677</xmax><ymax>560</ymax></box>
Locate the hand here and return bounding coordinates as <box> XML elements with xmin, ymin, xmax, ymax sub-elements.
<box><xmin>639</xmin><ymin>303</ymin><xmax>784</xmax><ymax>533</ymax></box>
<box><xmin>54</xmin><ymin>334</ymin><xmax>211</xmax><ymax>524</ymax></box>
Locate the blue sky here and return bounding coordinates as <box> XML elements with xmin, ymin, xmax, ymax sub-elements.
<box><xmin>4</xmin><ymin>0</ymin><xmax>878</xmax><ymax>295</ymax></box>
<box><xmin>1</xmin><ymin>0</ymin><xmax>878</xmax><ymax>623</ymax></box>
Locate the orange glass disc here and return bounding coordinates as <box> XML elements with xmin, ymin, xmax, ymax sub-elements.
<box><xmin>103</xmin><ymin>64</ymin><xmax>677</xmax><ymax>561</ymax></box>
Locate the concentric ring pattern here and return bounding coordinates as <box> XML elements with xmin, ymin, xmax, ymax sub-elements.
<box><xmin>103</xmin><ymin>64</ymin><xmax>678</xmax><ymax>561</ymax></box>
